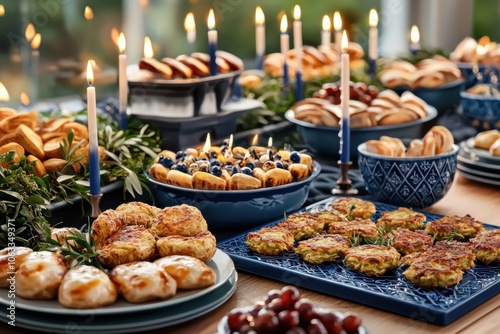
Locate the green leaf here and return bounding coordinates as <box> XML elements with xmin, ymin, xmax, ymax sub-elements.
<box><xmin>27</xmin><ymin>195</ymin><xmax>49</xmax><ymax>205</ymax></box>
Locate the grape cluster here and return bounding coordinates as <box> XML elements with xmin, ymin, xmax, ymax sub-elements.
<box><xmin>313</xmin><ymin>82</ymin><xmax>379</xmax><ymax>105</ymax></box>
<box><xmin>224</xmin><ymin>286</ymin><xmax>362</xmax><ymax>334</ymax></box>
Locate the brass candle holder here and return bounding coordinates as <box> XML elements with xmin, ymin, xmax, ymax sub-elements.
<box><xmin>89</xmin><ymin>193</ymin><xmax>103</xmax><ymax>218</ymax></box>
<box><xmin>332</xmin><ymin>161</ymin><xmax>358</xmax><ymax>195</ymax></box>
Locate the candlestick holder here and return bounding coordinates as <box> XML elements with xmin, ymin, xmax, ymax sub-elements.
<box><xmin>332</xmin><ymin>161</ymin><xmax>358</xmax><ymax>195</ymax></box>
<box><xmin>89</xmin><ymin>193</ymin><xmax>103</xmax><ymax>218</ymax></box>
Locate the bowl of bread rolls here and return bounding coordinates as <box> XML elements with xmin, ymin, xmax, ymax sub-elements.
<box><xmin>380</xmin><ymin>56</ymin><xmax>465</xmax><ymax>112</ymax></box>
<box><xmin>357</xmin><ymin>126</ymin><xmax>458</xmax><ymax>208</ymax></box>
<box><xmin>286</xmin><ymin>82</ymin><xmax>437</xmax><ymax>158</ymax></box>
<box><xmin>145</xmin><ymin>142</ymin><xmax>321</xmax><ymax>229</ymax></box>
<box><xmin>459</xmin><ymin>84</ymin><xmax>500</xmax><ymax>131</ymax></box>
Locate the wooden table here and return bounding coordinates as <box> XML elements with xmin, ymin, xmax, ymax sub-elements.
<box><xmin>2</xmin><ymin>174</ymin><xmax>499</xmax><ymax>334</ymax></box>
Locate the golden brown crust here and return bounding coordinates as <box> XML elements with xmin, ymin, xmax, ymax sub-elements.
<box><xmin>424</xmin><ymin>214</ymin><xmax>485</xmax><ymax>240</ymax></box>
<box><xmin>402</xmin><ymin>259</ymin><xmax>463</xmax><ymax>288</ymax></box>
<box><xmin>390</xmin><ymin>228</ymin><xmax>433</xmax><ymax>255</ymax></box>
<box><xmin>139</xmin><ymin>57</ymin><xmax>173</xmax><ymax>78</ymax></box>
<box><xmin>156</xmin><ymin>231</ymin><xmax>217</xmax><ymax>261</ymax></box>
<box><xmin>377</xmin><ymin>207</ymin><xmax>426</xmax><ymax>231</ymax></box>
<box><xmin>245</xmin><ymin>227</ymin><xmax>295</xmax><ymax>256</ymax></box>
<box><xmin>344</xmin><ymin>245</ymin><xmax>400</xmax><ymax>276</ymax></box>
<box><xmin>154</xmin><ymin>255</ymin><xmax>216</xmax><ymax>289</ymax></box>
<box><xmin>115</xmin><ymin>201</ymin><xmax>161</xmax><ymax>228</ymax></box>
<box><xmin>332</xmin><ymin>197</ymin><xmax>376</xmax><ymax>220</ymax></box>
<box><xmin>275</xmin><ymin>212</ymin><xmax>325</xmax><ymax>241</ymax></box>
<box><xmin>326</xmin><ymin>218</ymin><xmax>379</xmax><ymax>240</ymax></box>
<box><xmin>0</xmin><ymin>247</ymin><xmax>33</xmax><ymax>288</ymax></box>
<box><xmin>295</xmin><ymin>234</ymin><xmax>350</xmax><ymax>264</ymax></box>
<box><xmin>150</xmin><ymin>204</ymin><xmax>207</xmax><ymax>237</ymax></box>
<box><xmin>91</xmin><ymin>209</ymin><xmax>125</xmax><ymax>247</ymax></box>
<box><xmin>401</xmin><ymin>240</ymin><xmax>475</xmax><ymax>271</ymax></box>
<box><xmin>470</xmin><ymin>229</ymin><xmax>500</xmax><ymax>264</ymax></box>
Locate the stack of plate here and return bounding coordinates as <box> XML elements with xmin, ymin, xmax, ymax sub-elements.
<box><xmin>0</xmin><ymin>250</ymin><xmax>236</xmax><ymax>334</ymax></box>
<box><xmin>457</xmin><ymin>138</ymin><xmax>500</xmax><ymax>186</ymax></box>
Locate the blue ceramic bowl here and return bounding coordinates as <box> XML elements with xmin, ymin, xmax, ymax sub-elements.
<box><xmin>357</xmin><ymin>144</ymin><xmax>459</xmax><ymax>208</ymax></box>
<box><xmin>146</xmin><ymin>162</ymin><xmax>321</xmax><ymax>230</ymax></box>
<box><xmin>393</xmin><ymin>79</ymin><xmax>465</xmax><ymax>113</ymax></box>
<box><xmin>455</xmin><ymin>62</ymin><xmax>500</xmax><ymax>89</ymax></box>
<box><xmin>285</xmin><ymin>107</ymin><xmax>437</xmax><ymax>159</ymax></box>
<box><xmin>459</xmin><ymin>90</ymin><xmax>500</xmax><ymax>130</ymax></box>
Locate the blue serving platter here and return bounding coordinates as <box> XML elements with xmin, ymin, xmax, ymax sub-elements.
<box><xmin>217</xmin><ymin>197</ymin><xmax>500</xmax><ymax>326</ymax></box>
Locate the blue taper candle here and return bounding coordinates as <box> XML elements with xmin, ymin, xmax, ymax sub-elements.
<box><xmin>207</xmin><ymin>9</ymin><xmax>218</xmax><ymax>76</ymax></box>
<box><xmin>86</xmin><ymin>61</ymin><xmax>101</xmax><ymax>195</ymax></box>
<box><xmin>339</xmin><ymin>31</ymin><xmax>350</xmax><ymax>163</ymax></box>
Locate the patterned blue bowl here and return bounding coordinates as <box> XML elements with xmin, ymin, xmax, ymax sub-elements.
<box><xmin>357</xmin><ymin>144</ymin><xmax>458</xmax><ymax>208</ymax></box>
<box><xmin>460</xmin><ymin>91</ymin><xmax>500</xmax><ymax>130</ymax></box>
<box><xmin>145</xmin><ymin>162</ymin><xmax>321</xmax><ymax>230</ymax></box>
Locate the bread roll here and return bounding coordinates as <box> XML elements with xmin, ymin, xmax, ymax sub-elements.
<box><xmin>365</xmin><ymin>140</ymin><xmax>393</xmax><ymax>156</ymax></box>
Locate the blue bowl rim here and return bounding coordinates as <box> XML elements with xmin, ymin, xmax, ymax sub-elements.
<box><xmin>285</xmin><ymin>105</ymin><xmax>437</xmax><ymax>132</ymax></box>
<box><xmin>460</xmin><ymin>90</ymin><xmax>500</xmax><ymax>101</ymax></box>
<box><xmin>392</xmin><ymin>78</ymin><xmax>466</xmax><ymax>93</ymax></box>
<box><xmin>357</xmin><ymin>143</ymin><xmax>459</xmax><ymax>161</ymax></box>
<box><xmin>454</xmin><ymin>61</ymin><xmax>499</xmax><ymax>70</ymax></box>
<box><xmin>145</xmin><ymin>161</ymin><xmax>322</xmax><ymax>196</ymax></box>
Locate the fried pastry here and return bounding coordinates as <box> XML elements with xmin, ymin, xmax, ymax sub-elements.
<box><xmin>192</xmin><ymin>171</ymin><xmax>226</xmax><ymax>190</ymax></box>
<box><xmin>230</xmin><ymin>173</ymin><xmax>261</xmax><ymax>190</ymax></box>
<box><xmin>295</xmin><ymin>234</ymin><xmax>350</xmax><ymax>264</ymax></box>
<box><xmin>344</xmin><ymin>245</ymin><xmax>400</xmax><ymax>276</ymax></box>
<box><xmin>332</xmin><ymin>197</ymin><xmax>376</xmax><ymax>220</ymax></box>
<box><xmin>316</xmin><ymin>209</ymin><xmax>347</xmax><ymax>228</ymax></box>
<box><xmin>401</xmin><ymin>240</ymin><xmax>475</xmax><ymax>271</ymax></box>
<box><xmin>326</xmin><ymin>218</ymin><xmax>379</xmax><ymax>240</ymax></box>
<box><xmin>15</xmin><ymin>251</ymin><xmax>67</xmax><ymax>300</ymax></box>
<box><xmin>115</xmin><ymin>201</ymin><xmax>161</xmax><ymax>228</ymax></box>
<box><xmin>0</xmin><ymin>247</ymin><xmax>33</xmax><ymax>288</ymax></box>
<box><xmin>470</xmin><ymin>229</ymin><xmax>500</xmax><ymax>264</ymax></box>
<box><xmin>264</xmin><ymin>168</ymin><xmax>293</xmax><ymax>187</ymax></box>
<box><xmin>390</xmin><ymin>228</ymin><xmax>433</xmax><ymax>255</ymax></box>
<box><xmin>110</xmin><ymin>261</ymin><xmax>177</xmax><ymax>303</ymax></box>
<box><xmin>58</xmin><ymin>265</ymin><xmax>117</xmax><ymax>309</ymax></box>
<box><xmin>154</xmin><ymin>255</ymin><xmax>216</xmax><ymax>289</ymax></box>
<box><xmin>150</xmin><ymin>204</ymin><xmax>207</xmax><ymax>237</ymax></box>
<box><xmin>156</xmin><ymin>231</ymin><xmax>217</xmax><ymax>261</ymax></box>
<box><xmin>377</xmin><ymin>207</ymin><xmax>426</xmax><ymax>231</ymax></box>
<box><xmin>402</xmin><ymin>257</ymin><xmax>463</xmax><ymax>288</ymax></box>
<box><xmin>424</xmin><ymin>214</ymin><xmax>484</xmax><ymax>240</ymax></box>
<box><xmin>245</xmin><ymin>227</ymin><xmax>294</xmax><ymax>256</ymax></box>
<box><xmin>276</xmin><ymin>212</ymin><xmax>324</xmax><ymax>241</ymax></box>
<box><xmin>50</xmin><ymin>227</ymin><xmax>80</xmax><ymax>248</ymax></box>
<box><xmin>92</xmin><ymin>209</ymin><xmax>125</xmax><ymax>248</ymax></box>
<box><xmin>473</xmin><ymin>130</ymin><xmax>500</xmax><ymax>150</ymax></box>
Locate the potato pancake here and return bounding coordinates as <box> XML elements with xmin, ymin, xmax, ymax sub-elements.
<box><xmin>245</xmin><ymin>227</ymin><xmax>295</xmax><ymax>256</ymax></box>
<box><xmin>332</xmin><ymin>197</ymin><xmax>376</xmax><ymax>220</ymax></box>
<box><xmin>344</xmin><ymin>245</ymin><xmax>400</xmax><ymax>276</ymax></box>
<box><xmin>377</xmin><ymin>207</ymin><xmax>426</xmax><ymax>231</ymax></box>
<box><xmin>295</xmin><ymin>234</ymin><xmax>351</xmax><ymax>264</ymax></box>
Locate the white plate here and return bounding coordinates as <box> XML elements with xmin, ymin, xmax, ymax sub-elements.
<box><xmin>465</xmin><ymin>138</ymin><xmax>500</xmax><ymax>164</ymax></box>
<box><xmin>457</xmin><ymin>163</ymin><xmax>500</xmax><ymax>180</ymax></box>
<box><xmin>0</xmin><ymin>270</ymin><xmax>237</xmax><ymax>334</ymax></box>
<box><xmin>458</xmin><ymin>169</ymin><xmax>500</xmax><ymax>186</ymax></box>
<box><xmin>0</xmin><ymin>249</ymin><xmax>234</xmax><ymax>315</ymax></box>
<box><xmin>458</xmin><ymin>143</ymin><xmax>500</xmax><ymax>171</ymax></box>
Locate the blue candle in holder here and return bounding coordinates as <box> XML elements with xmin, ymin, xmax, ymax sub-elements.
<box><xmin>86</xmin><ymin>61</ymin><xmax>101</xmax><ymax>196</ymax></box>
<box><xmin>339</xmin><ymin>31</ymin><xmax>350</xmax><ymax>163</ymax></box>
<box><xmin>207</xmin><ymin>9</ymin><xmax>218</xmax><ymax>76</ymax></box>
<box><xmin>280</xmin><ymin>14</ymin><xmax>289</xmax><ymax>86</ymax></box>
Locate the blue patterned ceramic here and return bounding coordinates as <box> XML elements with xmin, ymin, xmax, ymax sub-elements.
<box><xmin>393</xmin><ymin>79</ymin><xmax>466</xmax><ymax>113</ymax></box>
<box><xmin>217</xmin><ymin>198</ymin><xmax>500</xmax><ymax>326</ymax></box>
<box><xmin>146</xmin><ymin>162</ymin><xmax>321</xmax><ymax>230</ymax></box>
<box><xmin>459</xmin><ymin>91</ymin><xmax>500</xmax><ymax>131</ymax></box>
<box><xmin>285</xmin><ymin>107</ymin><xmax>437</xmax><ymax>159</ymax></box>
<box><xmin>455</xmin><ymin>61</ymin><xmax>500</xmax><ymax>88</ymax></box>
<box><xmin>357</xmin><ymin>144</ymin><xmax>459</xmax><ymax>208</ymax></box>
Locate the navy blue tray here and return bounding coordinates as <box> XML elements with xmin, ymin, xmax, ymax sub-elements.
<box><xmin>217</xmin><ymin>197</ymin><xmax>500</xmax><ymax>326</ymax></box>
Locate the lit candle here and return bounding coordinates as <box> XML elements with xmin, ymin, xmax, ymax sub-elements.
<box><xmin>333</xmin><ymin>12</ymin><xmax>342</xmax><ymax>53</ymax></box>
<box><xmin>280</xmin><ymin>14</ymin><xmax>289</xmax><ymax>86</ymax></box>
<box><xmin>410</xmin><ymin>25</ymin><xmax>420</xmax><ymax>56</ymax></box>
<box><xmin>0</xmin><ymin>82</ymin><xmax>10</xmax><ymax>106</ymax></box>
<box><xmin>255</xmin><ymin>6</ymin><xmax>265</xmax><ymax>70</ymax></box>
<box><xmin>368</xmin><ymin>9</ymin><xmax>378</xmax><ymax>75</ymax></box>
<box><xmin>267</xmin><ymin>136</ymin><xmax>273</xmax><ymax>160</ymax></box>
<box><xmin>201</xmin><ymin>133</ymin><xmax>212</xmax><ymax>160</ymax></box>
<box><xmin>86</xmin><ymin>60</ymin><xmax>100</xmax><ymax>196</ymax></box>
<box><xmin>20</xmin><ymin>92</ymin><xmax>30</xmax><ymax>110</ymax></box>
<box><xmin>0</xmin><ymin>5</ymin><xmax>5</xmax><ymax>16</ymax></box>
<box><xmin>84</xmin><ymin>6</ymin><xmax>94</xmax><ymax>20</ymax></box>
<box><xmin>224</xmin><ymin>134</ymin><xmax>233</xmax><ymax>160</ymax></box>
<box><xmin>207</xmin><ymin>9</ymin><xmax>218</xmax><ymax>76</ymax></box>
<box><xmin>143</xmin><ymin>36</ymin><xmax>154</xmax><ymax>58</ymax></box>
<box><xmin>30</xmin><ymin>33</ymin><xmax>41</xmax><ymax>101</ymax></box>
<box><xmin>184</xmin><ymin>12</ymin><xmax>196</xmax><ymax>53</ymax></box>
<box><xmin>118</xmin><ymin>32</ymin><xmax>127</xmax><ymax>130</ymax></box>
<box><xmin>340</xmin><ymin>31</ymin><xmax>350</xmax><ymax>163</ymax></box>
<box><xmin>293</xmin><ymin>5</ymin><xmax>303</xmax><ymax>101</ymax></box>
<box><xmin>321</xmin><ymin>15</ymin><xmax>331</xmax><ymax>48</ymax></box>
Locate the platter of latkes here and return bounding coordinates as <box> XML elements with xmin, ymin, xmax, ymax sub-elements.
<box><xmin>217</xmin><ymin>197</ymin><xmax>500</xmax><ymax>326</ymax></box>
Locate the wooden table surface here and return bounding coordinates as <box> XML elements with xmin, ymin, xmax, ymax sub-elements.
<box><xmin>2</xmin><ymin>174</ymin><xmax>499</xmax><ymax>334</ymax></box>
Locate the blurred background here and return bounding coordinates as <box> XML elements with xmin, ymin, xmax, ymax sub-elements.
<box><xmin>0</xmin><ymin>0</ymin><xmax>495</xmax><ymax>104</ymax></box>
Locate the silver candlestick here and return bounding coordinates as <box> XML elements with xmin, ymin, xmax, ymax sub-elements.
<box><xmin>332</xmin><ymin>161</ymin><xmax>358</xmax><ymax>195</ymax></box>
<box><xmin>89</xmin><ymin>193</ymin><xmax>102</xmax><ymax>218</ymax></box>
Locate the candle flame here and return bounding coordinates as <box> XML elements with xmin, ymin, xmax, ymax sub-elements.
<box><xmin>86</xmin><ymin>60</ymin><xmax>94</xmax><ymax>86</ymax></box>
<box><xmin>203</xmin><ymin>133</ymin><xmax>211</xmax><ymax>153</ymax></box>
<box><xmin>84</xmin><ymin>6</ymin><xmax>94</xmax><ymax>20</ymax></box>
<box><xmin>207</xmin><ymin>9</ymin><xmax>216</xmax><ymax>30</ymax></box>
<box><xmin>322</xmin><ymin>15</ymin><xmax>331</xmax><ymax>31</ymax></box>
<box><xmin>144</xmin><ymin>36</ymin><xmax>154</xmax><ymax>58</ymax></box>
<box><xmin>369</xmin><ymin>9</ymin><xmax>378</xmax><ymax>27</ymax></box>
<box><xmin>118</xmin><ymin>32</ymin><xmax>126</xmax><ymax>54</ymax></box>
<box><xmin>251</xmin><ymin>134</ymin><xmax>259</xmax><ymax>146</ymax></box>
<box><xmin>139</xmin><ymin>0</ymin><xmax>148</xmax><ymax>7</ymax></box>
<box><xmin>31</xmin><ymin>33</ymin><xmax>41</xmax><ymax>50</ymax></box>
<box><xmin>20</xmin><ymin>92</ymin><xmax>30</xmax><ymax>106</ymax></box>
<box><xmin>255</xmin><ymin>6</ymin><xmax>265</xmax><ymax>25</ymax></box>
<box><xmin>476</xmin><ymin>44</ymin><xmax>486</xmax><ymax>57</ymax></box>
<box><xmin>0</xmin><ymin>5</ymin><xmax>5</xmax><ymax>17</ymax></box>
<box><xmin>333</xmin><ymin>11</ymin><xmax>342</xmax><ymax>31</ymax></box>
<box><xmin>293</xmin><ymin>5</ymin><xmax>301</xmax><ymax>21</ymax></box>
<box><xmin>25</xmin><ymin>23</ymin><xmax>35</xmax><ymax>42</ymax></box>
<box><xmin>185</xmin><ymin>12</ymin><xmax>196</xmax><ymax>32</ymax></box>
<box><xmin>280</xmin><ymin>14</ymin><xmax>288</xmax><ymax>33</ymax></box>
<box><xmin>410</xmin><ymin>25</ymin><xmax>420</xmax><ymax>44</ymax></box>
<box><xmin>341</xmin><ymin>30</ymin><xmax>348</xmax><ymax>53</ymax></box>
<box><xmin>228</xmin><ymin>134</ymin><xmax>233</xmax><ymax>150</ymax></box>
<box><xmin>268</xmin><ymin>137</ymin><xmax>273</xmax><ymax>148</ymax></box>
<box><xmin>111</xmin><ymin>27</ymin><xmax>120</xmax><ymax>46</ymax></box>
<box><xmin>0</xmin><ymin>83</ymin><xmax>9</xmax><ymax>102</ymax></box>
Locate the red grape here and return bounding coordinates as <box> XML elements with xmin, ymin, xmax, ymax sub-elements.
<box><xmin>286</xmin><ymin>328</ymin><xmax>307</xmax><ymax>334</ymax></box>
<box><xmin>227</xmin><ymin>310</ymin><xmax>251</xmax><ymax>331</ymax></box>
<box><xmin>341</xmin><ymin>314</ymin><xmax>362</xmax><ymax>333</ymax></box>
<box><xmin>281</xmin><ymin>286</ymin><xmax>301</xmax><ymax>309</ymax></box>
<box><xmin>278</xmin><ymin>310</ymin><xmax>300</xmax><ymax>330</ymax></box>
<box><xmin>294</xmin><ymin>298</ymin><xmax>315</xmax><ymax>324</ymax></box>
<box><xmin>267</xmin><ymin>298</ymin><xmax>286</xmax><ymax>314</ymax></box>
<box><xmin>253</xmin><ymin>310</ymin><xmax>279</xmax><ymax>333</ymax></box>
<box><xmin>265</xmin><ymin>289</ymin><xmax>282</xmax><ymax>305</ymax></box>
<box><xmin>307</xmin><ymin>318</ymin><xmax>329</xmax><ymax>334</ymax></box>
<box><xmin>250</xmin><ymin>301</ymin><xmax>265</xmax><ymax>318</ymax></box>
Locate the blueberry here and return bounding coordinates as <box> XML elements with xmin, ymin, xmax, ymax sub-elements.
<box><xmin>245</xmin><ymin>162</ymin><xmax>255</xmax><ymax>170</ymax></box>
<box><xmin>210</xmin><ymin>150</ymin><xmax>217</xmax><ymax>159</ymax></box>
<box><xmin>290</xmin><ymin>151</ymin><xmax>301</xmax><ymax>163</ymax></box>
<box><xmin>158</xmin><ymin>156</ymin><xmax>175</xmax><ymax>168</ymax></box>
<box><xmin>175</xmin><ymin>150</ymin><xmax>186</xmax><ymax>160</ymax></box>
<box><xmin>211</xmin><ymin>165</ymin><xmax>222</xmax><ymax>177</ymax></box>
<box><xmin>220</xmin><ymin>145</ymin><xmax>228</xmax><ymax>154</ymax></box>
<box><xmin>209</xmin><ymin>158</ymin><xmax>221</xmax><ymax>167</ymax></box>
<box><xmin>241</xmin><ymin>167</ymin><xmax>253</xmax><ymax>176</ymax></box>
<box><xmin>276</xmin><ymin>161</ymin><xmax>285</xmax><ymax>169</ymax></box>
<box><xmin>231</xmin><ymin>165</ymin><xmax>240</xmax><ymax>175</ymax></box>
<box><xmin>225</xmin><ymin>165</ymin><xmax>233</xmax><ymax>172</ymax></box>
<box><xmin>274</xmin><ymin>153</ymin><xmax>282</xmax><ymax>161</ymax></box>
<box><xmin>174</xmin><ymin>162</ymin><xmax>188</xmax><ymax>173</ymax></box>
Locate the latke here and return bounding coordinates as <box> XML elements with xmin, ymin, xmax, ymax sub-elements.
<box><xmin>332</xmin><ymin>197</ymin><xmax>376</xmax><ymax>220</ymax></box>
<box><xmin>391</xmin><ymin>228</ymin><xmax>433</xmax><ymax>255</ymax></box>
<box><xmin>295</xmin><ymin>234</ymin><xmax>351</xmax><ymax>264</ymax></box>
<box><xmin>424</xmin><ymin>214</ymin><xmax>484</xmax><ymax>240</ymax></box>
<box><xmin>245</xmin><ymin>227</ymin><xmax>294</xmax><ymax>256</ymax></box>
<box><xmin>401</xmin><ymin>240</ymin><xmax>475</xmax><ymax>271</ymax></box>
<box><xmin>377</xmin><ymin>207</ymin><xmax>426</xmax><ymax>231</ymax></box>
<box><xmin>402</xmin><ymin>259</ymin><xmax>463</xmax><ymax>288</ymax></box>
<box><xmin>344</xmin><ymin>245</ymin><xmax>400</xmax><ymax>276</ymax></box>
<box><xmin>156</xmin><ymin>231</ymin><xmax>217</xmax><ymax>261</ymax></box>
<box><xmin>470</xmin><ymin>229</ymin><xmax>500</xmax><ymax>264</ymax></box>
<box><xmin>150</xmin><ymin>204</ymin><xmax>208</xmax><ymax>237</ymax></box>
<box><xmin>276</xmin><ymin>212</ymin><xmax>325</xmax><ymax>241</ymax></box>
<box><xmin>326</xmin><ymin>218</ymin><xmax>379</xmax><ymax>240</ymax></box>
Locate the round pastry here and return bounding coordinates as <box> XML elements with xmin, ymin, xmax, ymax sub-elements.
<box><xmin>0</xmin><ymin>110</ymin><xmax>38</xmax><ymax>133</ymax></box>
<box><xmin>326</xmin><ymin>218</ymin><xmax>379</xmax><ymax>240</ymax></box>
<box><xmin>215</xmin><ymin>50</ymin><xmax>244</xmax><ymax>71</ymax></box>
<box><xmin>379</xmin><ymin>69</ymin><xmax>412</xmax><ymax>88</ymax></box>
<box><xmin>16</xmin><ymin>124</ymin><xmax>45</xmax><ymax>160</ymax></box>
<box><xmin>50</xmin><ymin>227</ymin><xmax>80</xmax><ymax>247</ymax></box>
<box><xmin>402</xmin><ymin>257</ymin><xmax>463</xmax><ymax>288</ymax></box>
<box><xmin>411</xmin><ymin>70</ymin><xmax>445</xmax><ymax>88</ymax></box>
<box><xmin>110</xmin><ymin>261</ymin><xmax>177</xmax><ymax>303</ymax></box>
<box><xmin>276</xmin><ymin>212</ymin><xmax>324</xmax><ymax>241</ymax></box>
<box><xmin>92</xmin><ymin>209</ymin><xmax>125</xmax><ymax>247</ymax></box>
<box><xmin>61</xmin><ymin>122</ymin><xmax>89</xmax><ymax>139</ymax></box>
<box><xmin>160</xmin><ymin>57</ymin><xmax>193</xmax><ymax>78</ymax></box>
<box><xmin>344</xmin><ymin>245</ymin><xmax>400</xmax><ymax>276</ymax></box>
<box><xmin>390</xmin><ymin>228</ymin><xmax>433</xmax><ymax>255</ymax></box>
<box><xmin>399</xmin><ymin>91</ymin><xmax>428</xmax><ymax>112</ymax></box>
<box><xmin>0</xmin><ymin>107</ymin><xmax>16</xmax><ymax>121</ymax></box>
<box><xmin>406</xmin><ymin>139</ymin><xmax>424</xmax><ymax>157</ymax></box>
<box><xmin>15</xmin><ymin>251</ymin><xmax>68</xmax><ymax>300</ymax></box>
<box><xmin>376</xmin><ymin>207</ymin><xmax>426</xmax><ymax>231</ymax></box>
<box><xmin>115</xmin><ymin>201</ymin><xmax>161</xmax><ymax>228</ymax></box>
<box><xmin>332</xmin><ymin>197</ymin><xmax>376</xmax><ymax>220</ymax></box>
<box><xmin>424</xmin><ymin>214</ymin><xmax>484</xmax><ymax>240</ymax></box>
<box><xmin>473</xmin><ymin>130</ymin><xmax>500</xmax><ymax>150</ymax></box>
<box><xmin>58</xmin><ymin>265</ymin><xmax>117</xmax><ymax>309</ymax></box>
<box><xmin>42</xmin><ymin>158</ymin><xmax>68</xmax><ymax>173</ymax></box>
<box><xmin>229</xmin><ymin>173</ymin><xmax>261</xmax><ymax>190</ymax></box>
<box><xmin>401</xmin><ymin>240</ymin><xmax>475</xmax><ymax>271</ymax></box>
<box><xmin>377</xmin><ymin>109</ymin><xmax>417</xmax><ymax>125</ymax></box>
<box><xmin>139</xmin><ymin>57</ymin><xmax>173</xmax><ymax>78</ymax></box>
<box><xmin>166</xmin><ymin>169</ymin><xmax>193</xmax><ymax>188</ymax></box>
<box><xmin>0</xmin><ymin>132</ymin><xmax>18</xmax><ymax>147</ymax></box>
<box><xmin>154</xmin><ymin>255</ymin><xmax>216</xmax><ymax>289</ymax></box>
<box><xmin>316</xmin><ymin>209</ymin><xmax>347</xmax><ymax>227</ymax></box>
<box><xmin>245</xmin><ymin>226</ymin><xmax>294</xmax><ymax>256</ymax></box>
<box><xmin>490</xmin><ymin>138</ymin><xmax>500</xmax><ymax>156</ymax></box>
<box><xmin>426</xmin><ymin>125</ymin><xmax>454</xmax><ymax>154</ymax></box>
<box><xmin>0</xmin><ymin>142</ymin><xmax>25</xmax><ymax>167</ymax></box>
<box><xmin>470</xmin><ymin>229</ymin><xmax>500</xmax><ymax>264</ymax></box>
<box><xmin>176</xmin><ymin>54</ymin><xmax>210</xmax><ymax>77</ymax></box>
<box><xmin>192</xmin><ymin>171</ymin><xmax>226</xmax><ymax>190</ymax></box>
<box><xmin>421</xmin><ymin>134</ymin><xmax>436</xmax><ymax>156</ymax></box>
<box><xmin>380</xmin><ymin>136</ymin><xmax>406</xmax><ymax>157</ymax></box>
<box><xmin>264</xmin><ymin>168</ymin><xmax>293</xmax><ymax>187</ymax></box>
<box><xmin>96</xmin><ymin>225</ymin><xmax>157</xmax><ymax>268</ymax></box>
<box><xmin>150</xmin><ymin>204</ymin><xmax>207</xmax><ymax>237</ymax></box>
<box><xmin>0</xmin><ymin>247</ymin><xmax>33</xmax><ymax>288</ymax></box>
<box><xmin>295</xmin><ymin>234</ymin><xmax>351</xmax><ymax>264</ymax></box>
<box><xmin>156</xmin><ymin>231</ymin><xmax>217</xmax><ymax>261</ymax></box>
<box><xmin>40</xmin><ymin>117</ymin><xmax>73</xmax><ymax>134</ymax></box>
